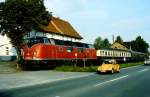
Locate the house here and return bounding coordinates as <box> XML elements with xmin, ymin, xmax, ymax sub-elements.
<box><xmin>0</xmin><ymin>17</ymin><xmax>82</xmax><ymax>61</ymax></box>
<box><xmin>0</xmin><ymin>35</ymin><xmax>17</xmax><ymax>61</ymax></box>
<box><xmin>111</xmin><ymin>42</ymin><xmax>129</xmax><ymax>50</ymax></box>
<box><xmin>25</xmin><ymin>17</ymin><xmax>82</xmax><ymax>41</ymax></box>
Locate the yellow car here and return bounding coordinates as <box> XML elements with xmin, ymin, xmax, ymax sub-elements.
<box><xmin>97</xmin><ymin>60</ymin><xmax>120</xmax><ymax>73</ymax></box>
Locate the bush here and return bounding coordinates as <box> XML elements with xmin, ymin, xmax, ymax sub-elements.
<box><xmin>55</xmin><ymin>66</ymin><xmax>98</xmax><ymax>72</ymax></box>
<box><xmin>55</xmin><ymin>62</ymin><xmax>144</xmax><ymax>72</ymax></box>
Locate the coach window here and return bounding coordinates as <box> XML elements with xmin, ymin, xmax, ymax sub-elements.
<box><xmin>120</xmin><ymin>52</ymin><xmax>122</xmax><ymax>57</ymax></box>
<box><xmin>108</xmin><ymin>51</ymin><xmax>110</xmax><ymax>56</ymax></box>
<box><xmin>100</xmin><ymin>51</ymin><xmax>103</xmax><ymax>56</ymax></box>
<box><xmin>105</xmin><ymin>51</ymin><xmax>107</xmax><ymax>56</ymax></box>
<box><xmin>5</xmin><ymin>47</ymin><xmax>9</xmax><ymax>55</ymax></box>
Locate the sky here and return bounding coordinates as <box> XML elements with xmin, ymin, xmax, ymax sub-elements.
<box><xmin>44</xmin><ymin>0</ymin><xmax>150</xmax><ymax>45</ymax></box>
<box><xmin>1</xmin><ymin>0</ymin><xmax>150</xmax><ymax>46</ymax></box>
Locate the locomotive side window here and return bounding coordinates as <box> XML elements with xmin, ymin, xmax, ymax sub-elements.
<box><xmin>75</xmin><ymin>42</ymin><xmax>84</xmax><ymax>47</ymax></box>
<box><xmin>65</xmin><ymin>41</ymin><xmax>73</xmax><ymax>46</ymax></box>
<box><xmin>78</xmin><ymin>48</ymin><xmax>84</xmax><ymax>53</ymax></box>
<box><xmin>67</xmin><ymin>47</ymin><xmax>73</xmax><ymax>52</ymax></box>
<box><xmin>53</xmin><ymin>39</ymin><xmax>64</xmax><ymax>45</ymax></box>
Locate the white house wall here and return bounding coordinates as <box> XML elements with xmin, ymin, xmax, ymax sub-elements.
<box><xmin>0</xmin><ymin>35</ymin><xmax>17</xmax><ymax>61</ymax></box>
<box><xmin>27</xmin><ymin>31</ymin><xmax>81</xmax><ymax>42</ymax></box>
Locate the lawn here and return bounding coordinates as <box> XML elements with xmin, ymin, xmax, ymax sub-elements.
<box><xmin>55</xmin><ymin>62</ymin><xmax>144</xmax><ymax>72</ymax></box>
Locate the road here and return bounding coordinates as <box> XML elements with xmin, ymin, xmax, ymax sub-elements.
<box><xmin>0</xmin><ymin>65</ymin><xmax>150</xmax><ymax>97</ymax></box>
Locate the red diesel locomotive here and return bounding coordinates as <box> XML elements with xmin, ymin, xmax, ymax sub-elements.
<box><xmin>22</xmin><ymin>36</ymin><xmax>96</xmax><ymax>68</ymax></box>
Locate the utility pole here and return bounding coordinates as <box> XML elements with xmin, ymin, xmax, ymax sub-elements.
<box><xmin>112</xmin><ymin>34</ymin><xmax>115</xmax><ymax>60</ymax></box>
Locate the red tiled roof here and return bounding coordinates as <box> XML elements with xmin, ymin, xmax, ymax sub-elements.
<box><xmin>42</xmin><ymin>17</ymin><xmax>82</xmax><ymax>39</ymax></box>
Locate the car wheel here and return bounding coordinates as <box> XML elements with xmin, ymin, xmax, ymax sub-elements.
<box><xmin>111</xmin><ymin>69</ymin><xmax>114</xmax><ymax>74</ymax></box>
<box><xmin>117</xmin><ymin>68</ymin><xmax>120</xmax><ymax>73</ymax></box>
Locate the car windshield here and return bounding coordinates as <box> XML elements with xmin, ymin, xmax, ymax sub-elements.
<box><xmin>103</xmin><ymin>60</ymin><xmax>116</xmax><ymax>64</ymax></box>
<box><xmin>103</xmin><ymin>61</ymin><xmax>111</xmax><ymax>64</ymax></box>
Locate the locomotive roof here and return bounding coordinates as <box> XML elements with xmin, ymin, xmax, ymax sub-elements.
<box><xmin>42</xmin><ymin>17</ymin><xmax>83</xmax><ymax>39</ymax></box>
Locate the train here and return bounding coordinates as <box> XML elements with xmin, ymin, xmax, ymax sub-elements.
<box><xmin>21</xmin><ymin>36</ymin><xmax>147</xmax><ymax>69</ymax></box>
<box><xmin>21</xmin><ymin>36</ymin><xmax>96</xmax><ymax>69</ymax></box>
<box><xmin>97</xmin><ymin>49</ymin><xmax>147</xmax><ymax>63</ymax></box>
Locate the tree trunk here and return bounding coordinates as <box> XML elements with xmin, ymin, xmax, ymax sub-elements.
<box><xmin>15</xmin><ymin>47</ymin><xmax>23</xmax><ymax>69</ymax></box>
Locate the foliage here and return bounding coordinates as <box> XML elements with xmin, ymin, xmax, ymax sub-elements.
<box><xmin>55</xmin><ymin>66</ymin><xmax>97</xmax><ymax>72</ymax></box>
<box><xmin>120</xmin><ymin>62</ymin><xmax>143</xmax><ymax>68</ymax></box>
<box><xmin>103</xmin><ymin>38</ymin><xmax>111</xmax><ymax>49</ymax></box>
<box><xmin>94</xmin><ymin>37</ymin><xmax>110</xmax><ymax>50</ymax></box>
<box><xmin>131</xmin><ymin>36</ymin><xmax>149</xmax><ymax>53</ymax></box>
<box><xmin>54</xmin><ymin>62</ymin><xmax>143</xmax><ymax>72</ymax></box>
<box><xmin>115</xmin><ymin>35</ymin><xmax>123</xmax><ymax>44</ymax></box>
<box><xmin>0</xmin><ymin>0</ymin><xmax>51</xmax><ymax>60</ymax></box>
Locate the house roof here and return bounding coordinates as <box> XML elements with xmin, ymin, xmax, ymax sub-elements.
<box><xmin>42</xmin><ymin>17</ymin><xmax>82</xmax><ymax>39</ymax></box>
<box><xmin>111</xmin><ymin>42</ymin><xmax>128</xmax><ymax>50</ymax></box>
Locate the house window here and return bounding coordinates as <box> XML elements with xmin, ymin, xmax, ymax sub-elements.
<box><xmin>6</xmin><ymin>47</ymin><xmax>9</xmax><ymax>49</ymax></box>
<box><xmin>6</xmin><ymin>50</ymin><xmax>9</xmax><ymax>55</ymax></box>
<box><xmin>5</xmin><ymin>47</ymin><xmax>9</xmax><ymax>55</ymax></box>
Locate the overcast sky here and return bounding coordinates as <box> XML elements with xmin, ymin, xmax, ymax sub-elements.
<box><xmin>44</xmin><ymin>0</ymin><xmax>150</xmax><ymax>45</ymax></box>
<box><xmin>1</xmin><ymin>0</ymin><xmax>150</xmax><ymax>46</ymax></box>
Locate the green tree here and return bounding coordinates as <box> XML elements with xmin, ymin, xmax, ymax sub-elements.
<box><xmin>94</xmin><ymin>37</ymin><xmax>111</xmax><ymax>49</ymax></box>
<box><xmin>102</xmin><ymin>38</ymin><xmax>111</xmax><ymax>49</ymax></box>
<box><xmin>115</xmin><ymin>35</ymin><xmax>123</xmax><ymax>44</ymax></box>
<box><xmin>94</xmin><ymin>37</ymin><xmax>103</xmax><ymax>50</ymax></box>
<box><xmin>131</xmin><ymin>36</ymin><xmax>149</xmax><ymax>53</ymax></box>
<box><xmin>0</xmin><ymin>0</ymin><xmax>51</xmax><ymax>62</ymax></box>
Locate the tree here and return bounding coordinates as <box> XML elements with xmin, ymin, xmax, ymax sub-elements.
<box><xmin>102</xmin><ymin>38</ymin><xmax>111</xmax><ymax>49</ymax></box>
<box><xmin>115</xmin><ymin>36</ymin><xmax>123</xmax><ymax>44</ymax></box>
<box><xmin>131</xmin><ymin>36</ymin><xmax>149</xmax><ymax>53</ymax></box>
<box><xmin>94</xmin><ymin>37</ymin><xmax>111</xmax><ymax>50</ymax></box>
<box><xmin>94</xmin><ymin>37</ymin><xmax>103</xmax><ymax>50</ymax></box>
<box><xmin>0</xmin><ymin>0</ymin><xmax>51</xmax><ymax>62</ymax></box>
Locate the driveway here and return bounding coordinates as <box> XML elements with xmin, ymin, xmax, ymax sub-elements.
<box><xmin>0</xmin><ymin>62</ymin><xmax>93</xmax><ymax>89</ymax></box>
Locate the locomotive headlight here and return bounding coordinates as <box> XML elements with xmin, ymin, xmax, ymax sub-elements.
<box><xmin>33</xmin><ymin>51</ymin><xmax>37</xmax><ymax>56</ymax></box>
<box><xmin>33</xmin><ymin>51</ymin><xmax>38</xmax><ymax>60</ymax></box>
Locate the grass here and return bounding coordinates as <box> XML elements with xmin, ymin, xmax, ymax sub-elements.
<box><xmin>120</xmin><ymin>62</ymin><xmax>144</xmax><ymax>68</ymax></box>
<box><xmin>55</xmin><ymin>66</ymin><xmax>97</xmax><ymax>72</ymax></box>
<box><xmin>55</xmin><ymin>62</ymin><xmax>144</xmax><ymax>72</ymax></box>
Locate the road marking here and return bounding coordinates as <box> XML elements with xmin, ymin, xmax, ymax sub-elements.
<box><xmin>138</xmin><ymin>68</ymin><xmax>149</xmax><ymax>73</ymax></box>
<box><xmin>94</xmin><ymin>75</ymin><xmax>129</xmax><ymax>87</ymax></box>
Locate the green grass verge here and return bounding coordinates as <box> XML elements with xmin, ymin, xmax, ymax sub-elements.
<box><xmin>55</xmin><ymin>62</ymin><xmax>144</xmax><ymax>72</ymax></box>
<box><xmin>55</xmin><ymin>66</ymin><xmax>97</xmax><ymax>72</ymax></box>
<box><xmin>120</xmin><ymin>62</ymin><xmax>144</xmax><ymax>68</ymax></box>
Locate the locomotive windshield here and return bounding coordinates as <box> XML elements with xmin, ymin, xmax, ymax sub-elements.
<box><xmin>27</xmin><ymin>37</ymin><xmax>50</xmax><ymax>47</ymax></box>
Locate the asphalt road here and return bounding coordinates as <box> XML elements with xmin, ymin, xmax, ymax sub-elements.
<box><xmin>0</xmin><ymin>65</ymin><xmax>150</xmax><ymax>97</ymax></box>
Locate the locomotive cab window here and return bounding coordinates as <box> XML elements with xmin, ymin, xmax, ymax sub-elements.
<box><xmin>65</xmin><ymin>41</ymin><xmax>73</xmax><ymax>46</ymax></box>
<box><xmin>27</xmin><ymin>37</ymin><xmax>50</xmax><ymax>47</ymax></box>
<box><xmin>75</xmin><ymin>42</ymin><xmax>84</xmax><ymax>47</ymax></box>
